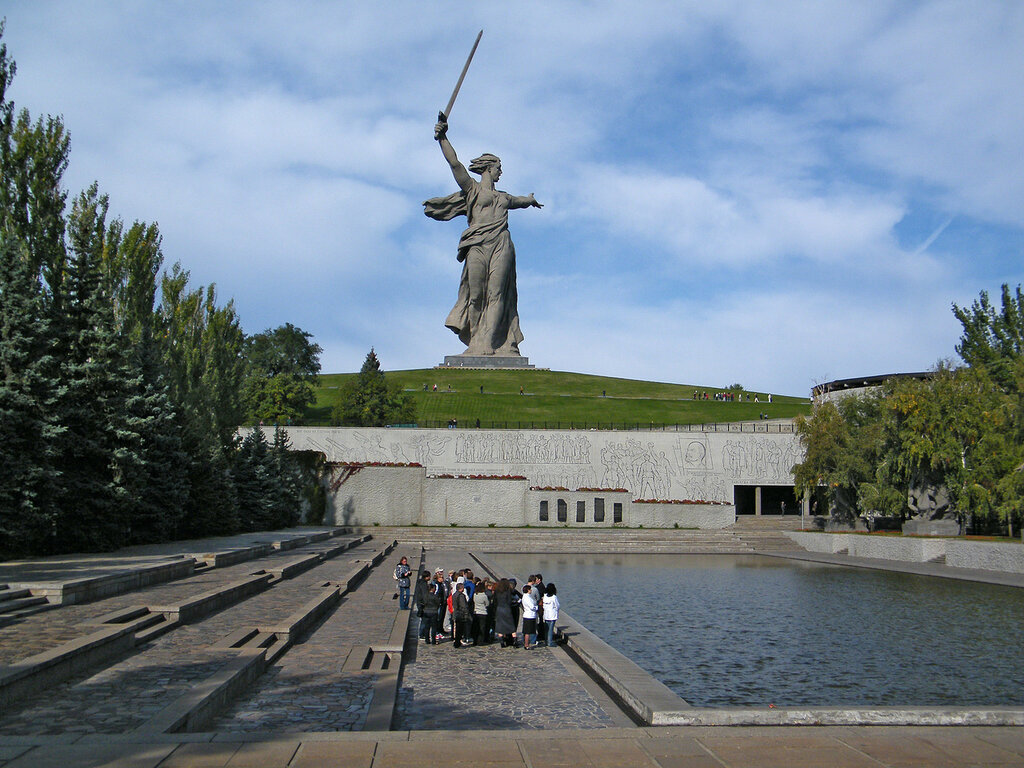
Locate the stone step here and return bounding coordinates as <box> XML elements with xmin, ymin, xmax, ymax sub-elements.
<box><xmin>0</xmin><ymin>600</ymin><xmax>55</xmax><ymax>628</ymax></box>
<box><xmin>0</xmin><ymin>587</ymin><xmax>33</xmax><ymax>602</ymax></box>
<box><xmin>0</xmin><ymin>594</ymin><xmax>48</xmax><ymax>614</ymax></box>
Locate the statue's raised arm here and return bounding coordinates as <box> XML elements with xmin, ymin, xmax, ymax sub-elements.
<box><xmin>422</xmin><ymin>31</ymin><xmax>540</xmax><ymax>361</ymax></box>
<box><xmin>434</xmin><ymin>113</ymin><xmax>472</xmax><ymax>192</ymax></box>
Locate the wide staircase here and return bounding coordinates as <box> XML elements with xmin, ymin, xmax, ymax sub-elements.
<box><xmin>356</xmin><ymin>523</ymin><xmax>807</xmax><ymax>555</ymax></box>
<box><xmin>730</xmin><ymin>515</ymin><xmax>806</xmax><ymax>552</ymax></box>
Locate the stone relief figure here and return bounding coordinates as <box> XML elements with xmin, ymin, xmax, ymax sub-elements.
<box><xmin>424</xmin><ymin>113</ymin><xmax>542</xmax><ymax>356</ymax></box>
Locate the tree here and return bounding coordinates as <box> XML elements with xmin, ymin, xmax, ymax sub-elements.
<box><xmin>887</xmin><ymin>365</ymin><xmax>1020</xmax><ymax>534</ymax></box>
<box><xmin>331</xmin><ymin>349</ymin><xmax>414</xmax><ymax>427</ymax></box>
<box><xmin>157</xmin><ymin>264</ymin><xmax>245</xmax><ymax>537</ymax></box>
<box><xmin>953</xmin><ymin>284</ymin><xmax>1024</xmax><ymax>392</ymax></box>
<box><xmin>793</xmin><ymin>392</ymin><xmax>897</xmax><ymax>522</ymax></box>
<box><xmin>245</xmin><ymin>323</ymin><xmax>321</xmax><ymax>379</ymax></box>
<box><xmin>49</xmin><ymin>184</ymin><xmax>136</xmax><ymax>551</ymax></box>
<box><xmin>103</xmin><ymin>219</ymin><xmax>190</xmax><ymax>543</ymax></box>
<box><xmin>0</xmin><ymin>33</ymin><xmax>62</xmax><ymax>554</ymax></box>
<box><xmin>0</xmin><ymin>237</ymin><xmax>57</xmax><ymax>554</ymax></box>
<box><xmin>244</xmin><ymin>373</ymin><xmax>314</xmax><ymax>425</ymax></box>
<box><xmin>242</xmin><ymin>323</ymin><xmax>321</xmax><ymax>424</ymax></box>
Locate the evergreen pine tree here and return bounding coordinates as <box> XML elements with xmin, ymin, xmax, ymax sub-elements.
<box><xmin>105</xmin><ymin>220</ymin><xmax>190</xmax><ymax>543</ymax></box>
<box><xmin>50</xmin><ymin>184</ymin><xmax>137</xmax><ymax>551</ymax></box>
<box><xmin>0</xmin><ymin>237</ymin><xmax>57</xmax><ymax>554</ymax></box>
<box><xmin>234</xmin><ymin>427</ymin><xmax>275</xmax><ymax>531</ymax></box>
<box><xmin>269</xmin><ymin>427</ymin><xmax>302</xmax><ymax>528</ymax></box>
<box><xmin>332</xmin><ymin>348</ymin><xmax>415</xmax><ymax>426</ymax></box>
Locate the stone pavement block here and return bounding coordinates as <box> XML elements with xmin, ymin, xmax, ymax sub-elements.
<box><xmin>835</xmin><ymin>732</ymin><xmax>972</xmax><ymax>768</ymax></box>
<box><xmin>579</xmin><ymin>738</ymin><xmax>659</xmax><ymax>768</ymax></box>
<box><xmin>641</xmin><ymin>736</ymin><xmax>722</xmax><ymax>767</ymax></box>
<box><xmin>5</xmin><ymin>742</ymin><xmax>174</xmax><ymax>768</ymax></box>
<box><xmin>159</xmin><ymin>741</ymin><xmax>241</xmax><ymax>767</ymax></box>
<box><xmin>0</xmin><ymin>745</ymin><xmax>31</xmax><ymax>762</ymax></box>
<box><xmin>374</xmin><ymin>740</ymin><xmax>526</xmax><ymax>768</ymax></box>
<box><xmin>289</xmin><ymin>740</ymin><xmax>375</xmax><ymax>767</ymax></box>
<box><xmin>641</xmin><ymin>736</ymin><xmax>712</xmax><ymax>757</ymax></box>
<box><xmin>519</xmin><ymin>738</ymin><xmax>590</xmax><ymax>767</ymax></box>
<box><xmin>976</xmin><ymin>731</ymin><xmax>1024</xmax><ymax>759</ymax></box>
<box><xmin>444</xmin><ymin>739</ymin><xmax>525</xmax><ymax>763</ymax></box>
<box><xmin>918</xmin><ymin>732</ymin><xmax>1024</xmax><ymax>766</ymax></box>
<box><xmin>642</xmin><ymin>754</ymin><xmax>723</xmax><ymax>768</ymax></box>
<box><xmin>698</xmin><ymin>734</ymin><xmax>881</xmax><ymax>768</ymax></box>
<box><xmin>223</xmin><ymin>739</ymin><xmax>300</xmax><ymax>767</ymax></box>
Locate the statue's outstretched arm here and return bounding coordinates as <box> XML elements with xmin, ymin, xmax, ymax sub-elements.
<box><xmin>510</xmin><ymin>193</ymin><xmax>543</xmax><ymax>209</ymax></box>
<box><xmin>435</xmin><ymin>112</ymin><xmax>472</xmax><ymax>192</ymax></box>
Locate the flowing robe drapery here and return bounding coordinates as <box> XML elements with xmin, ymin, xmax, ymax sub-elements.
<box><xmin>424</xmin><ymin>181</ymin><xmax>523</xmax><ymax>355</ymax></box>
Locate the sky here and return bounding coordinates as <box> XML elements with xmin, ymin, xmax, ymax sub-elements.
<box><xmin>4</xmin><ymin>1</ymin><xmax>1023</xmax><ymax>397</ymax></box>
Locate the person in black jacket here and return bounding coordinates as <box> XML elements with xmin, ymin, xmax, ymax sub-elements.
<box><xmin>452</xmin><ymin>582</ymin><xmax>471</xmax><ymax>648</ymax></box>
<box><xmin>422</xmin><ymin>583</ymin><xmax>442</xmax><ymax>644</ymax></box>
<box><xmin>413</xmin><ymin>571</ymin><xmax>432</xmax><ymax>640</ymax></box>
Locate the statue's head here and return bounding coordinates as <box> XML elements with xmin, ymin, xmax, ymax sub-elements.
<box><xmin>469</xmin><ymin>153</ymin><xmax>501</xmax><ymax>179</ymax></box>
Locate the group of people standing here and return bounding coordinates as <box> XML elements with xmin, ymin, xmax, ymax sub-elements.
<box><xmin>394</xmin><ymin>557</ymin><xmax>560</xmax><ymax>650</ymax></box>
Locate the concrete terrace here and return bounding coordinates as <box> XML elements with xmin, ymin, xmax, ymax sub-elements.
<box><xmin>0</xmin><ymin>526</ymin><xmax>1021</xmax><ymax>767</ymax></box>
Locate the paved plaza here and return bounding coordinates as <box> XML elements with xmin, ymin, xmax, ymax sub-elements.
<box><xmin>0</xmin><ymin>527</ymin><xmax>1022</xmax><ymax>766</ymax></box>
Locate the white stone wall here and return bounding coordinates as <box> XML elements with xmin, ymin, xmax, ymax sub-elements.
<box><xmin>323</xmin><ymin>464</ymin><xmax>737</xmax><ymax>529</ymax></box>
<box><xmin>326</xmin><ymin>465</ymin><xmax>423</xmax><ymax>527</ymax></box>
<box><xmin>526</xmin><ymin>489</ymin><xmax>633</xmax><ymax>527</ymax></box>
<box><xmin>787</xmin><ymin>532</ymin><xmax>1024</xmax><ymax>575</ymax></box>
<box><xmin>283</xmin><ymin>425</ymin><xmax>802</xmax><ymax>504</ymax></box>
<box><xmin>421</xmin><ymin>477</ymin><xmax>528</xmax><ymax>526</ymax></box>
<box><xmin>631</xmin><ymin>502</ymin><xmax>735</xmax><ymax>529</ymax></box>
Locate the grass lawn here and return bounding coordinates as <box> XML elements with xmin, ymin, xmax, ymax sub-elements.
<box><xmin>305</xmin><ymin>368</ymin><xmax>811</xmax><ymax>428</ymax></box>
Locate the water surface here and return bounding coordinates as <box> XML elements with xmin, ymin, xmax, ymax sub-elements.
<box><xmin>493</xmin><ymin>553</ymin><xmax>1024</xmax><ymax>707</ymax></box>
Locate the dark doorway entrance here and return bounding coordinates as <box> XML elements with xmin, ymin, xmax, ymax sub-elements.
<box><xmin>733</xmin><ymin>485</ymin><xmax>799</xmax><ymax>515</ymax></box>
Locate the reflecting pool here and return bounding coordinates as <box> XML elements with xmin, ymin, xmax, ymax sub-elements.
<box><xmin>492</xmin><ymin>553</ymin><xmax>1024</xmax><ymax>707</ymax></box>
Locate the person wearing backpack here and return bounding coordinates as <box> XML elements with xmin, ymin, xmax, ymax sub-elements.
<box><xmin>393</xmin><ymin>556</ymin><xmax>412</xmax><ymax>609</ymax></box>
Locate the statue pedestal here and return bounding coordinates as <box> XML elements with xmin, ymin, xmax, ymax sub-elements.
<box><xmin>440</xmin><ymin>354</ymin><xmax>535</xmax><ymax>369</ymax></box>
<box><xmin>902</xmin><ymin>518</ymin><xmax>960</xmax><ymax>537</ymax></box>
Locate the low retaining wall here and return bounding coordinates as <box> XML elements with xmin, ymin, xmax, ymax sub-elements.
<box><xmin>14</xmin><ymin>558</ymin><xmax>197</xmax><ymax>606</ymax></box>
<box><xmin>631</xmin><ymin>502</ymin><xmax>734</xmax><ymax>529</ymax></box>
<box><xmin>328</xmin><ymin>466</ymin><xmax>736</xmax><ymax>528</ymax></box>
<box><xmin>787</xmin><ymin>532</ymin><xmax>1024</xmax><ymax>575</ymax></box>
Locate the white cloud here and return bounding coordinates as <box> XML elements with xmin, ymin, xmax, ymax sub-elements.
<box><xmin>2</xmin><ymin>0</ymin><xmax>1021</xmax><ymax>398</ymax></box>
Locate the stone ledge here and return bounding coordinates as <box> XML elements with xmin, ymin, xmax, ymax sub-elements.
<box><xmin>137</xmin><ymin>649</ymin><xmax>267</xmax><ymax>734</ymax></box>
<box><xmin>151</xmin><ymin>573</ymin><xmax>273</xmax><ymax>624</ymax></box>
<box><xmin>0</xmin><ymin>624</ymin><xmax>136</xmax><ymax>710</ymax></box>
<box><xmin>196</xmin><ymin>544</ymin><xmax>273</xmax><ymax>569</ymax></box>
<box><xmin>12</xmin><ymin>558</ymin><xmax>196</xmax><ymax>606</ymax></box>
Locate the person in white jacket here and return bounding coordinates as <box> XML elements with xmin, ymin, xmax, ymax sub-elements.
<box><xmin>542</xmin><ymin>583</ymin><xmax>559</xmax><ymax>647</ymax></box>
<box><xmin>520</xmin><ymin>585</ymin><xmax>538</xmax><ymax>649</ymax></box>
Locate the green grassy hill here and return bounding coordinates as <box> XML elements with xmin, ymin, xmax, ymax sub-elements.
<box><xmin>305</xmin><ymin>368</ymin><xmax>811</xmax><ymax>429</ymax></box>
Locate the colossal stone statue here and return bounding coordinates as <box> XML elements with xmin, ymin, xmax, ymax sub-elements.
<box><xmin>424</xmin><ymin>112</ymin><xmax>542</xmax><ymax>358</ymax></box>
